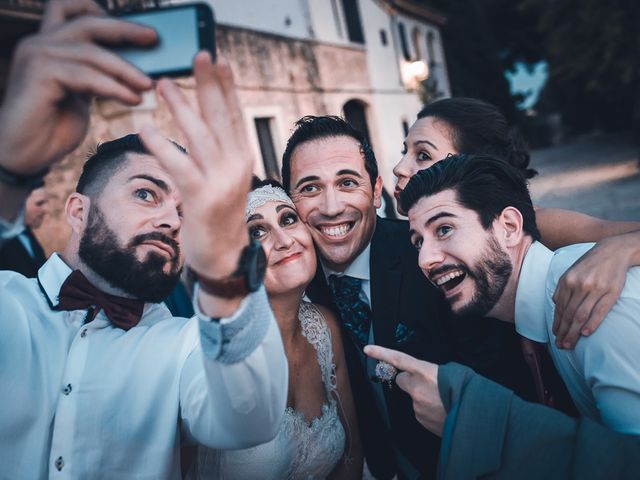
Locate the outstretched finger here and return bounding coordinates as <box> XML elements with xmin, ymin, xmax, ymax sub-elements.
<box><xmin>192</xmin><ymin>50</ymin><xmax>219</xmax><ymax>124</ymax></box>
<box><xmin>364</xmin><ymin>345</ymin><xmax>420</xmax><ymax>373</ymax></box>
<box><xmin>192</xmin><ymin>54</ymin><xmax>251</xmax><ymax>171</ymax></box>
<box><xmin>41</xmin><ymin>0</ymin><xmax>104</xmax><ymax>31</ymax></box>
<box><xmin>139</xmin><ymin>124</ymin><xmax>197</xmax><ymax>193</ymax></box>
<box><xmin>155</xmin><ymin>78</ymin><xmax>213</xmax><ymax>171</ymax></box>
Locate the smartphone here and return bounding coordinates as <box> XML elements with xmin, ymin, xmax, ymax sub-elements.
<box><xmin>113</xmin><ymin>3</ymin><xmax>216</xmax><ymax>78</ymax></box>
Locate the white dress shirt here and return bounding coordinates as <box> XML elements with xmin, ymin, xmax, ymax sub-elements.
<box><xmin>321</xmin><ymin>242</ymin><xmax>372</xmax><ymax>306</ymax></box>
<box><xmin>515</xmin><ymin>241</ymin><xmax>640</xmax><ymax>434</ymax></box>
<box><xmin>0</xmin><ymin>253</ymin><xmax>287</xmax><ymax>479</ymax></box>
<box><xmin>321</xmin><ymin>246</ymin><xmax>382</xmax><ymax>418</ymax></box>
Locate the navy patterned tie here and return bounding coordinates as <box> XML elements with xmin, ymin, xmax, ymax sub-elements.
<box><xmin>329</xmin><ymin>275</ymin><xmax>371</xmax><ymax>348</ymax></box>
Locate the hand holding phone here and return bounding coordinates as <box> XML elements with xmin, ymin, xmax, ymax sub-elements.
<box><xmin>0</xmin><ymin>0</ymin><xmax>156</xmax><ymax>181</ymax></box>
<box><xmin>114</xmin><ymin>3</ymin><xmax>216</xmax><ymax>78</ymax></box>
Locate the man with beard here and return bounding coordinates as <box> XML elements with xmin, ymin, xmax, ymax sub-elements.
<box><xmin>0</xmin><ymin>1</ymin><xmax>287</xmax><ymax>478</ymax></box>
<box><xmin>365</xmin><ymin>153</ymin><xmax>640</xmax><ymax>478</ymax></box>
<box><xmin>73</xmin><ymin>135</ymin><xmax>185</xmax><ymax>303</ymax></box>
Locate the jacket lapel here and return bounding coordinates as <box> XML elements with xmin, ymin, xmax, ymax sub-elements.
<box><xmin>370</xmin><ymin>218</ymin><xmax>402</xmax><ymax>349</ymax></box>
<box><xmin>25</xmin><ymin>228</ymin><xmax>47</xmax><ymax>266</ymax></box>
<box><xmin>305</xmin><ymin>257</ymin><xmax>338</xmax><ymax>314</ymax></box>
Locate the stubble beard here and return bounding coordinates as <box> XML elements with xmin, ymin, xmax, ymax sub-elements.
<box><xmin>78</xmin><ymin>204</ymin><xmax>182</xmax><ymax>303</ymax></box>
<box><xmin>452</xmin><ymin>235</ymin><xmax>513</xmax><ymax>320</ymax></box>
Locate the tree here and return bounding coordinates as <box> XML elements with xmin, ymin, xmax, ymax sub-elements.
<box><xmin>426</xmin><ymin>0</ymin><xmax>544</xmax><ymax>122</ymax></box>
<box><xmin>522</xmin><ymin>0</ymin><xmax>640</xmax><ymax>134</ymax></box>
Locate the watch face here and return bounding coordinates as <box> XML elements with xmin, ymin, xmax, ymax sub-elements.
<box><xmin>246</xmin><ymin>240</ymin><xmax>267</xmax><ymax>292</ymax></box>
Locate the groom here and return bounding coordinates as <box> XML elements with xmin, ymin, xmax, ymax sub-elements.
<box><xmin>280</xmin><ymin>115</ymin><xmax>535</xmax><ymax>478</ymax></box>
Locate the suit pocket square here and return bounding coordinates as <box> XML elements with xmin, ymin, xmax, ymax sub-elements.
<box><xmin>395</xmin><ymin>323</ymin><xmax>416</xmax><ymax>345</ymax></box>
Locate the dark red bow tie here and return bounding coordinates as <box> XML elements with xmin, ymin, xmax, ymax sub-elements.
<box><xmin>55</xmin><ymin>270</ymin><xmax>145</xmax><ymax>330</ymax></box>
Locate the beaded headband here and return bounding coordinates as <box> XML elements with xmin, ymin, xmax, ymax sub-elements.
<box><xmin>245</xmin><ymin>184</ymin><xmax>295</xmax><ymax>220</ymax></box>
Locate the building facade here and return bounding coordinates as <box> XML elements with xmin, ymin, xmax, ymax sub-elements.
<box><xmin>0</xmin><ymin>0</ymin><xmax>450</xmax><ymax>252</ymax></box>
<box><xmin>202</xmin><ymin>0</ymin><xmax>450</xmax><ymax>185</ymax></box>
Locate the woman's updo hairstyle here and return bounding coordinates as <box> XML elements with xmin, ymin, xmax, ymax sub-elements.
<box><xmin>251</xmin><ymin>175</ymin><xmax>286</xmax><ymax>191</ymax></box>
<box><xmin>417</xmin><ymin>97</ymin><xmax>537</xmax><ymax>179</ymax></box>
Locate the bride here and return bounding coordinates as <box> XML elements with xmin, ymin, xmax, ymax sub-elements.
<box><xmin>188</xmin><ymin>179</ymin><xmax>363</xmax><ymax>479</ymax></box>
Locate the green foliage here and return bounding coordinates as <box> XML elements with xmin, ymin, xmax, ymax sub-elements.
<box><xmin>522</xmin><ymin>0</ymin><xmax>640</xmax><ymax>133</ymax></box>
<box><xmin>426</xmin><ymin>0</ymin><xmax>544</xmax><ymax>122</ymax></box>
<box><xmin>425</xmin><ymin>0</ymin><xmax>639</xmax><ymax>134</ymax></box>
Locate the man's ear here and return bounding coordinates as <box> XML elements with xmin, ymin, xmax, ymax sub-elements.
<box><xmin>496</xmin><ymin>206</ymin><xmax>524</xmax><ymax>247</ymax></box>
<box><xmin>373</xmin><ymin>176</ymin><xmax>383</xmax><ymax>210</ymax></box>
<box><xmin>65</xmin><ymin>193</ymin><xmax>91</xmax><ymax>235</ymax></box>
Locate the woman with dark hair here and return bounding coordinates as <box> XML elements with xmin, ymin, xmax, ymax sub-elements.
<box><xmin>189</xmin><ymin>178</ymin><xmax>362</xmax><ymax>480</ymax></box>
<box><xmin>396</xmin><ymin>97</ymin><xmax>537</xmax><ymax>186</ymax></box>
<box><xmin>393</xmin><ymin>96</ymin><xmax>640</xmax><ymax>347</ymax></box>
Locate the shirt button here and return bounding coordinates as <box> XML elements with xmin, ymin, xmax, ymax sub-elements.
<box><xmin>80</xmin><ymin>329</ymin><xmax>88</xmax><ymax>338</ymax></box>
<box><xmin>55</xmin><ymin>456</ymin><xmax>64</xmax><ymax>471</ymax></box>
<box><xmin>62</xmin><ymin>384</ymin><xmax>72</xmax><ymax>395</ymax></box>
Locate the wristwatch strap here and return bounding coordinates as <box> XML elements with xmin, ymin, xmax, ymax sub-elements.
<box><xmin>197</xmin><ymin>274</ymin><xmax>248</xmax><ymax>299</ymax></box>
<box><xmin>0</xmin><ymin>164</ymin><xmax>49</xmax><ymax>188</ymax></box>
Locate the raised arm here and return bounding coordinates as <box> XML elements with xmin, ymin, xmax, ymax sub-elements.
<box><xmin>179</xmin><ymin>288</ymin><xmax>288</xmax><ymax>448</ymax></box>
<box><xmin>536</xmin><ymin>207</ymin><xmax>639</xmax><ymax>250</ymax></box>
<box><xmin>140</xmin><ymin>53</ymin><xmax>287</xmax><ymax>448</ymax></box>
<box><xmin>0</xmin><ymin>0</ymin><xmax>155</xmax><ymax>232</ymax></box>
<box><xmin>537</xmin><ymin>208</ymin><xmax>640</xmax><ymax>348</ymax></box>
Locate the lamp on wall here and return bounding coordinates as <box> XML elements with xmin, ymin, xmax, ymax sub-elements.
<box><xmin>401</xmin><ymin>59</ymin><xmax>429</xmax><ymax>89</ymax></box>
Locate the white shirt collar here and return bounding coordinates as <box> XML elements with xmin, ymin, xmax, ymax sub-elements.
<box><xmin>321</xmin><ymin>242</ymin><xmax>371</xmax><ymax>283</ymax></box>
<box><xmin>37</xmin><ymin>252</ymin><xmax>73</xmax><ymax>308</ymax></box>
<box><xmin>514</xmin><ymin>241</ymin><xmax>553</xmax><ymax>342</ymax></box>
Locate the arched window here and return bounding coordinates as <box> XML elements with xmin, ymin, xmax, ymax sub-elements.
<box><xmin>254</xmin><ymin>117</ymin><xmax>280</xmax><ymax>180</ymax></box>
<box><xmin>426</xmin><ymin>30</ymin><xmax>436</xmax><ymax>68</ymax></box>
<box><xmin>340</xmin><ymin>0</ymin><xmax>365</xmax><ymax>44</ymax></box>
<box><xmin>412</xmin><ymin>27</ymin><xmax>423</xmax><ymax>61</ymax></box>
<box><xmin>343</xmin><ymin>99</ymin><xmax>370</xmax><ymax>142</ymax></box>
<box><xmin>397</xmin><ymin>22</ymin><xmax>411</xmax><ymax>61</ymax></box>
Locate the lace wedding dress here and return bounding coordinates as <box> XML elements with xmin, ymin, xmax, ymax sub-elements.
<box><xmin>189</xmin><ymin>302</ymin><xmax>346</xmax><ymax>480</ymax></box>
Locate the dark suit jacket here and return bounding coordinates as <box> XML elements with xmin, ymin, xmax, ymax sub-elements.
<box><xmin>0</xmin><ymin>228</ymin><xmax>46</xmax><ymax>278</ymax></box>
<box><xmin>379</xmin><ymin>187</ymin><xmax>398</xmax><ymax>219</ymax></box>
<box><xmin>306</xmin><ymin>217</ymin><xmax>538</xmax><ymax>479</ymax></box>
<box><xmin>437</xmin><ymin>363</ymin><xmax>640</xmax><ymax>479</ymax></box>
